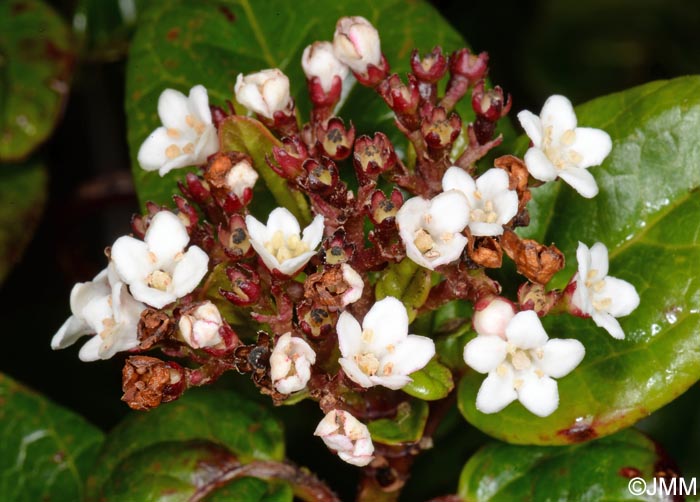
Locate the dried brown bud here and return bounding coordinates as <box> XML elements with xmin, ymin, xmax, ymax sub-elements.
<box><xmin>466</xmin><ymin>234</ymin><xmax>503</xmax><ymax>268</ymax></box>
<box><xmin>494</xmin><ymin>155</ymin><xmax>532</xmax><ymax>227</ymax></box>
<box><xmin>501</xmin><ymin>230</ymin><xmax>565</xmax><ymax>285</ymax></box>
<box><xmin>121</xmin><ymin>356</ymin><xmax>185</xmax><ymax>411</ymax></box>
<box><xmin>137</xmin><ymin>308</ymin><xmax>175</xmax><ymax>350</ymax></box>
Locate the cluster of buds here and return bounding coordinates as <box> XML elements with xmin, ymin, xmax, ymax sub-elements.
<box><xmin>52</xmin><ymin>15</ymin><xmax>639</xmax><ymax>489</ymax></box>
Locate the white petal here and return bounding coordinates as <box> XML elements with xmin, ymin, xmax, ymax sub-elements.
<box><xmin>339</xmin><ymin>357</ymin><xmax>374</xmax><ymax>387</ymax></box>
<box><xmin>505</xmin><ymin>311</ymin><xmax>548</xmax><ymax>349</ymax></box>
<box><xmin>158</xmin><ymin>151</ymin><xmax>197</xmax><ymax>177</ymax></box>
<box><xmin>540</xmin><ymin>95</ymin><xmax>577</xmax><ymax>137</ymax></box>
<box><xmin>570</xmin><ymin>276</ymin><xmax>592</xmax><ymax>315</ymax></box>
<box><xmin>158</xmin><ymin>88</ymin><xmax>191</xmax><ymax>130</ymax></box>
<box><xmin>558</xmin><ymin>167</ymin><xmax>599</xmax><ymax>198</ymax></box>
<box><xmin>275</xmin><ymin>250</ymin><xmax>316</xmax><ymax>276</ymax></box>
<box><xmin>575</xmin><ymin>242</ymin><xmax>592</xmax><ymax>279</ymax></box>
<box><xmin>592</xmin><ymin>311</ymin><xmax>625</xmax><ymax>339</ymax></box>
<box><xmin>69</xmin><ymin>270</ymin><xmax>110</xmax><ymax>314</ymax></box>
<box><xmin>601</xmin><ymin>277</ymin><xmax>640</xmax><ymax>317</ymax></box>
<box><xmin>475</xmin><ymin>168</ymin><xmax>509</xmax><ymax>201</ymax></box>
<box><xmin>588</xmin><ymin>242</ymin><xmax>609</xmax><ymax>278</ymax></box>
<box><xmin>517</xmin><ymin>373</ymin><xmax>559</xmax><ymax>417</ymax></box>
<box><xmin>475</xmin><ymin>370</ymin><xmax>517</xmax><ymax>414</ymax></box>
<box><xmin>51</xmin><ymin>316</ymin><xmax>91</xmax><ymax>349</ymax></box>
<box><xmin>425</xmin><ymin>191</ymin><xmax>469</xmax><ymax>235</ymax></box>
<box><xmin>539</xmin><ymin>339</ymin><xmax>585</xmax><ymax>378</ymax></box>
<box><xmin>171</xmin><ymin>246</ymin><xmax>209</xmax><ymax>297</ymax></box>
<box><xmin>369</xmin><ymin>374</ymin><xmax>412</xmax><ymax>390</ymax></box>
<box><xmin>81</xmin><ymin>295</ymin><xmax>113</xmax><ymax>333</ymax></box>
<box><xmin>245</xmin><ymin>214</ymin><xmax>269</xmax><ymax>246</ymax></box>
<box><xmin>463</xmin><ymin>335</ymin><xmax>508</xmax><ymax>374</ymax></box>
<box><xmin>363</xmin><ymin>297</ymin><xmax>409</xmax><ymax>354</ymax></box>
<box><xmin>137</xmin><ymin>127</ymin><xmax>172</xmax><ymax>172</ymax></box>
<box><xmin>523</xmin><ymin>147</ymin><xmax>558</xmax><ymax>182</ymax></box>
<box><xmin>130</xmin><ymin>282</ymin><xmax>176</xmax><ymax>309</ymax></box>
<box><xmin>188</xmin><ymin>85</ymin><xmax>213</xmax><ymax>124</ymax></box>
<box><xmin>77</xmin><ymin>335</ymin><xmax>102</xmax><ymax>362</ymax></box>
<box><xmin>111</xmin><ymin>236</ymin><xmax>152</xmax><ymax>284</ymax></box>
<box><xmin>469</xmin><ymin>221</ymin><xmax>504</xmax><ymax>237</ymax></box>
<box><xmin>99</xmin><ymin>323</ymin><xmax>140</xmax><ymax>359</ymax></box>
<box><xmin>267</xmin><ymin>207</ymin><xmax>301</xmax><ymax>236</ymax></box>
<box><xmin>302</xmin><ymin>215</ymin><xmax>325</xmax><ymax>249</ymax></box>
<box><xmin>111</xmin><ymin>282</ymin><xmax>145</xmax><ymax>325</ymax></box>
<box><xmin>192</xmin><ymin>125</ymin><xmax>219</xmax><ymax>162</ymax></box>
<box><xmin>442</xmin><ymin>166</ymin><xmax>477</xmax><ymax>206</ymax></box>
<box><xmin>492</xmin><ymin>190</ymin><xmax>519</xmax><ymax>225</ymax></box>
<box><xmin>517</xmin><ymin>110</ymin><xmax>543</xmax><ymax>147</ymax></box>
<box><xmin>145</xmin><ymin>211</ymin><xmax>190</xmax><ymax>264</ymax></box>
<box><xmin>429</xmin><ymin>233</ymin><xmax>468</xmax><ymax>268</ymax></box>
<box><xmin>337</xmin><ymin>311</ymin><xmax>363</xmax><ymax>357</ymax></box>
<box><xmin>379</xmin><ymin>335</ymin><xmax>435</xmax><ymax>376</ymax></box>
<box><xmin>571</xmin><ymin>127</ymin><xmax>612</xmax><ymax>168</ymax></box>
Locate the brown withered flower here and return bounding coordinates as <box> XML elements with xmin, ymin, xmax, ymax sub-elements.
<box><xmin>137</xmin><ymin>308</ymin><xmax>176</xmax><ymax>350</ymax></box>
<box><xmin>500</xmin><ymin>230</ymin><xmax>565</xmax><ymax>285</ymax></box>
<box><xmin>121</xmin><ymin>356</ymin><xmax>185</xmax><ymax>411</ymax></box>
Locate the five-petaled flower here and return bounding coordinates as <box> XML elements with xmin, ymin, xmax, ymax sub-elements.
<box><xmin>314</xmin><ymin>409</ymin><xmax>374</xmax><ymax>467</ymax></box>
<box><xmin>517</xmin><ymin>94</ymin><xmax>612</xmax><ymax>198</ymax></box>
<box><xmin>333</xmin><ymin>16</ymin><xmax>381</xmax><ymax>75</ymax></box>
<box><xmin>245</xmin><ymin>208</ymin><xmax>325</xmax><ymax>276</ymax></box>
<box><xmin>235</xmin><ymin>69</ymin><xmax>292</xmax><ymax>119</ymax></box>
<box><xmin>571</xmin><ymin>242</ymin><xmax>640</xmax><ymax>339</ymax></box>
<box><xmin>302</xmin><ymin>41</ymin><xmax>349</xmax><ymax>93</ymax></box>
<box><xmin>51</xmin><ymin>265</ymin><xmax>145</xmax><ymax>361</ymax></box>
<box><xmin>270</xmin><ymin>333</ymin><xmax>317</xmax><ymax>394</ymax></box>
<box><xmin>111</xmin><ymin>211</ymin><xmax>209</xmax><ymax>309</ymax></box>
<box><xmin>337</xmin><ymin>296</ymin><xmax>435</xmax><ymax>390</ymax></box>
<box><xmin>442</xmin><ymin>166</ymin><xmax>518</xmax><ymax>236</ymax></box>
<box><xmin>137</xmin><ymin>85</ymin><xmax>219</xmax><ymax>177</ymax></box>
<box><xmin>396</xmin><ymin>191</ymin><xmax>470</xmax><ymax>270</ymax></box>
<box><xmin>178</xmin><ymin>301</ymin><xmax>223</xmax><ymax>349</ymax></box>
<box><xmin>464</xmin><ymin>310</ymin><xmax>585</xmax><ymax>417</ymax></box>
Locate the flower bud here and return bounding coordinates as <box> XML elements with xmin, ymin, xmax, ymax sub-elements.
<box><xmin>302</xmin><ymin>41</ymin><xmax>349</xmax><ymax>95</ymax></box>
<box><xmin>410</xmin><ymin>47</ymin><xmax>448</xmax><ymax>84</ymax></box>
<box><xmin>377</xmin><ymin>74</ymin><xmax>421</xmax><ymax>117</ymax></box>
<box><xmin>270</xmin><ymin>333</ymin><xmax>316</xmax><ymax>394</ymax></box>
<box><xmin>178</xmin><ymin>301</ymin><xmax>223</xmax><ymax>349</ymax></box>
<box><xmin>333</xmin><ymin>16</ymin><xmax>382</xmax><ymax>76</ymax></box>
<box><xmin>314</xmin><ymin>409</ymin><xmax>374</xmax><ymax>467</ymax></box>
<box><xmin>235</xmin><ymin>69</ymin><xmax>291</xmax><ymax>119</ymax></box>
<box><xmin>472</xmin><ymin>296</ymin><xmax>516</xmax><ymax>339</ymax></box>
<box><xmin>316</xmin><ymin>118</ymin><xmax>355</xmax><ymax>160</ymax></box>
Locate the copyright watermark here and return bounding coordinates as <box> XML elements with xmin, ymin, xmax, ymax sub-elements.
<box><xmin>628</xmin><ymin>477</ymin><xmax>696</xmax><ymax>497</ymax></box>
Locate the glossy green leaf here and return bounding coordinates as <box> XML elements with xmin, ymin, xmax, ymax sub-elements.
<box><xmin>73</xmin><ymin>0</ymin><xmax>142</xmax><ymax>61</ymax></box>
<box><xmin>219</xmin><ymin>115</ymin><xmax>310</xmax><ymax>222</ymax></box>
<box><xmin>126</xmin><ymin>0</ymin><xmax>466</xmax><ymax>209</ymax></box>
<box><xmin>101</xmin><ymin>440</ymin><xmax>292</xmax><ymax>502</ymax></box>
<box><xmin>458</xmin><ymin>429</ymin><xmax>677</xmax><ymax>502</ymax></box>
<box><xmin>403</xmin><ymin>359</ymin><xmax>454</xmax><ymax>401</ymax></box>
<box><xmin>367</xmin><ymin>399</ymin><xmax>429</xmax><ymax>446</ymax></box>
<box><xmin>0</xmin><ymin>159</ymin><xmax>47</xmax><ymax>285</ymax></box>
<box><xmin>0</xmin><ymin>373</ymin><xmax>104</xmax><ymax>502</ymax></box>
<box><xmin>86</xmin><ymin>388</ymin><xmax>285</xmax><ymax>500</ymax></box>
<box><xmin>375</xmin><ymin>259</ymin><xmax>432</xmax><ymax>323</ymax></box>
<box><xmin>0</xmin><ymin>0</ymin><xmax>73</xmax><ymax>161</ymax></box>
<box><xmin>460</xmin><ymin>76</ymin><xmax>700</xmax><ymax>444</ymax></box>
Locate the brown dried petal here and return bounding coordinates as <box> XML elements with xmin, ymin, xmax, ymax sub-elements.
<box><xmin>121</xmin><ymin>356</ymin><xmax>182</xmax><ymax>411</ymax></box>
<box><xmin>466</xmin><ymin>234</ymin><xmax>503</xmax><ymax>268</ymax></box>
<box><xmin>501</xmin><ymin>230</ymin><xmax>564</xmax><ymax>285</ymax></box>
<box><xmin>137</xmin><ymin>308</ymin><xmax>175</xmax><ymax>350</ymax></box>
<box><xmin>494</xmin><ymin>155</ymin><xmax>532</xmax><ymax>219</ymax></box>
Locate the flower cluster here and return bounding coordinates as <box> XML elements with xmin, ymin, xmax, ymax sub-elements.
<box><xmin>53</xmin><ymin>14</ymin><xmax>640</xmax><ymax>474</ymax></box>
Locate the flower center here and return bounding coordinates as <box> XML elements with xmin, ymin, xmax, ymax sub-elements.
<box><xmin>264</xmin><ymin>230</ymin><xmax>310</xmax><ymax>263</ymax></box>
<box><xmin>355</xmin><ymin>352</ymin><xmax>380</xmax><ymax>376</ymax></box>
<box><xmin>584</xmin><ymin>269</ymin><xmax>612</xmax><ymax>311</ymax></box>
<box><xmin>163</xmin><ymin>114</ymin><xmax>207</xmax><ymax>160</ymax></box>
<box><xmin>496</xmin><ymin>343</ymin><xmax>546</xmax><ymax>388</ymax></box>
<box><xmin>470</xmin><ymin>194</ymin><xmax>499</xmax><ymax>223</ymax></box>
<box><xmin>542</xmin><ymin>126</ymin><xmax>583</xmax><ymax>169</ymax></box>
<box><xmin>147</xmin><ymin>270</ymin><xmax>173</xmax><ymax>291</ymax></box>
<box><xmin>99</xmin><ymin>317</ymin><xmax>117</xmax><ymax>340</ymax></box>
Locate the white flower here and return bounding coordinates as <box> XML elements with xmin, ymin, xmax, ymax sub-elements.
<box><xmin>517</xmin><ymin>95</ymin><xmax>612</xmax><ymax>198</ymax></box>
<box><xmin>270</xmin><ymin>333</ymin><xmax>317</xmax><ymax>394</ymax></box>
<box><xmin>225</xmin><ymin>158</ymin><xmax>258</xmax><ymax>199</ymax></box>
<box><xmin>333</xmin><ymin>16</ymin><xmax>381</xmax><ymax>75</ymax></box>
<box><xmin>302</xmin><ymin>41</ymin><xmax>349</xmax><ymax>93</ymax></box>
<box><xmin>473</xmin><ymin>296</ymin><xmax>516</xmax><ymax>339</ymax></box>
<box><xmin>396</xmin><ymin>191</ymin><xmax>470</xmax><ymax>270</ymax></box>
<box><xmin>442</xmin><ymin>166</ymin><xmax>518</xmax><ymax>237</ymax></box>
<box><xmin>314</xmin><ymin>410</ymin><xmax>374</xmax><ymax>467</ymax></box>
<box><xmin>464</xmin><ymin>311</ymin><xmax>585</xmax><ymax>417</ymax></box>
<box><xmin>337</xmin><ymin>297</ymin><xmax>435</xmax><ymax>390</ymax></box>
<box><xmin>340</xmin><ymin>264</ymin><xmax>364</xmax><ymax>307</ymax></box>
<box><xmin>111</xmin><ymin>211</ymin><xmax>209</xmax><ymax>309</ymax></box>
<box><xmin>51</xmin><ymin>265</ymin><xmax>145</xmax><ymax>361</ymax></box>
<box><xmin>179</xmin><ymin>301</ymin><xmax>223</xmax><ymax>349</ymax></box>
<box><xmin>235</xmin><ymin>69</ymin><xmax>291</xmax><ymax>119</ymax></box>
<box><xmin>137</xmin><ymin>85</ymin><xmax>219</xmax><ymax>177</ymax></box>
<box><xmin>571</xmin><ymin>242</ymin><xmax>640</xmax><ymax>339</ymax></box>
<box><xmin>245</xmin><ymin>208</ymin><xmax>324</xmax><ymax>276</ymax></box>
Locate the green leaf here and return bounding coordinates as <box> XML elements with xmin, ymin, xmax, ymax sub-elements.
<box><xmin>0</xmin><ymin>372</ymin><xmax>104</xmax><ymax>502</ymax></box>
<box><xmin>219</xmin><ymin>115</ymin><xmax>310</xmax><ymax>222</ymax></box>
<box><xmin>460</xmin><ymin>76</ymin><xmax>700</xmax><ymax>444</ymax></box>
<box><xmin>403</xmin><ymin>359</ymin><xmax>454</xmax><ymax>401</ymax></box>
<box><xmin>458</xmin><ymin>429</ymin><xmax>676</xmax><ymax>501</ymax></box>
<box><xmin>73</xmin><ymin>0</ymin><xmax>141</xmax><ymax>61</ymax></box>
<box><xmin>367</xmin><ymin>399</ymin><xmax>429</xmax><ymax>446</ymax></box>
<box><xmin>0</xmin><ymin>0</ymin><xmax>73</xmax><ymax>161</ymax></box>
<box><xmin>86</xmin><ymin>388</ymin><xmax>285</xmax><ymax>500</ymax></box>
<box><xmin>0</xmin><ymin>158</ymin><xmax>47</xmax><ymax>285</ymax></box>
<box><xmin>375</xmin><ymin>259</ymin><xmax>432</xmax><ymax>323</ymax></box>
<box><xmin>126</xmin><ymin>0</ymin><xmax>466</xmax><ymax>210</ymax></box>
<box><xmin>101</xmin><ymin>440</ymin><xmax>292</xmax><ymax>502</ymax></box>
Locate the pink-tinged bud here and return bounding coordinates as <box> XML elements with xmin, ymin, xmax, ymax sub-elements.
<box><xmin>270</xmin><ymin>136</ymin><xmax>308</xmax><ymax>180</ymax></box>
<box><xmin>180</xmin><ymin>172</ymin><xmax>212</xmax><ymax>204</ymax></box>
<box><xmin>302</xmin><ymin>41</ymin><xmax>349</xmax><ymax>95</ymax></box>
<box><xmin>472</xmin><ymin>296</ymin><xmax>516</xmax><ymax>339</ymax></box>
<box><xmin>302</xmin><ymin>157</ymin><xmax>340</xmax><ymax>195</ymax></box>
<box><xmin>353</xmin><ymin>132</ymin><xmax>397</xmax><ymax>179</ymax></box>
<box><xmin>178</xmin><ymin>301</ymin><xmax>224</xmax><ymax>349</ymax></box>
<box><xmin>411</xmin><ymin>47</ymin><xmax>448</xmax><ymax>83</ymax></box>
<box><xmin>450</xmin><ymin>48</ymin><xmax>489</xmax><ymax>82</ymax></box>
<box><xmin>333</xmin><ymin>16</ymin><xmax>382</xmax><ymax>75</ymax></box>
<box><xmin>314</xmin><ymin>410</ymin><xmax>374</xmax><ymax>467</ymax></box>
<box><xmin>377</xmin><ymin>74</ymin><xmax>421</xmax><ymax>116</ymax></box>
<box><xmin>221</xmin><ymin>264</ymin><xmax>261</xmax><ymax>306</ymax></box>
<box><xmin>368</xmin><ymin>188</ymin><xmax>403</xmax><ymax>224</ymax></box>
<box><xmin>235</xmin><ymin>69</ymin><xmax>292</xmax><ymax>119</ymax></box>
<box><xmin>270</xmin><ymin>332</ymin><xmax>316</xmax><ymax>394</ymax></box>
<box><xmin>322</xmin><ymin>229</ymin><xmax>355</xmax><ymax>265</ymax></box>
<box><xmin>420</xmin><ymin>106</ymin><xmax>462</xmax><ymax>150</ymax></box>
<box><xmin>316</xmin><ymin>117</ymin><xmax>355</xmax><ymax>160</ymax></box>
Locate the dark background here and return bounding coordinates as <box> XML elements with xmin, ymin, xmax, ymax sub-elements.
<box><xmin>2</xmin><ymin>0</ymin><xmax>700</xmax><ymax>498</ymax></box>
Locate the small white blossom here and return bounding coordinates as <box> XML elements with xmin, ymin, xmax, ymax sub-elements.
<box><xmin>340</xmin><ymin>264</ymin><xmax>364</xmax><ymax>307</ymax></box>
<box><xmin>442</xmin><ymin>166</ymin><xmax>518</xmax><ymax>237</ymax></box>
<box><xmin>179</xmin><ymin>301</ymin><xmax>223</xmax><ymax>349</ymax></box>
<box><xmin>225</xmin><ymin>158</ymin><xmax>258</xmax><ymax>199</ymax></box>
<box><xmin>396</xmin><ymin>191</ymin><xmax>470</xmax><ymax>270</ymax></box>
<box><xmin>302</xmin><ymin>41</ymin><xmax>349</xmax><ymax>93</ymax></box>
<box><xmin>137</xmin><ymin>85</ymin><xmax>219</xmax><ymax>177</ymax></box>
<box><xmin>314</xmin><ymin>409</ymin><xmax>374</xmax><ymax>467</ymax></box>
<box><xmin>571</xmin><ymin>242</ymin><xmax>640</xmax><ymax>339</ymax></box>
<box><xmin>333</xmin><ymin>16</ymin><xmax>381</xmax><ymax>75</ymax></box>
<box><xmin>337</xmin><ymin>297</ymin><xmax>435</xmax><ymax>390</ymax></box>
<box><xmin>464</xmin><ymin>311</ymin><xmax>585</xmax><ymax>417</ymax></box>
<box><xmin>111</xmin><ymin>211</ymin><xmax>209</xmax><ymax>309</ymax></box>
<box><xmin>245</xmin><ymin>208</ymin><xmax>324</xmax><ymax>276</ymax></box>
<box><xmin>270</xmin><ymin>333</ymin><xmax>317</xmax><ymax>394</ymax></box>
<box><xmin>235</xmin><ymin>69</ymin><xmax>291</xmax><ymax>119</ymax></box>
<box><xmin>473</xmin><ymin>296</ymin><xmax>517</xmax><ymax>339</ymax></box>
<box><xmin>518</xmin><ymin>95</ymin><xmax>612</xmax><ymax>198</ymax></box>
<box><xmin>51</xmin><ymin>265</ymin><xmax>145</xmax><ymax>361</ymax></box>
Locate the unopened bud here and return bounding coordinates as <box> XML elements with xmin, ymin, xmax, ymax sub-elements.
<box><xmin>178</xmin><ymin>301</ymin><xmax>223</xmax><ymax>349</ymax></box>
<box><xmin>302</xmin><ymin>41</ymin><xmax>349</xmax><ymax>95</ymax></box>
<box><xmin>270</xmin><ymin>333</ymin><xmax>316</xmax><ymax>394</ymax></box>
<box><xmin>333</xmin><ymin>16</ymin><xmax>382</xmax><ymax>75</ymax></box>
<box><xmin>235</xmin><ymin>69</ymin><xmax>292</xmax><ymax>119</ymax></box>
<box><xmin>377</xmin><ymin>73</ymin><xmax>420</xmax><ymax>116</ymax></box>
